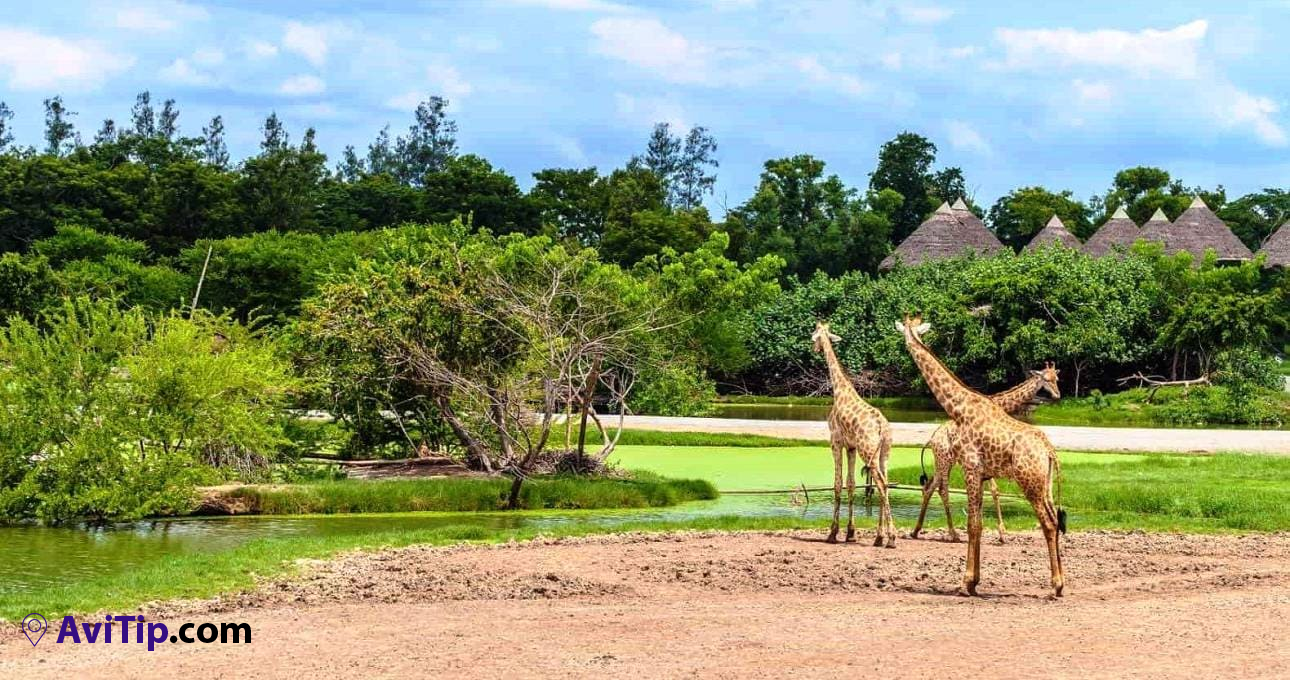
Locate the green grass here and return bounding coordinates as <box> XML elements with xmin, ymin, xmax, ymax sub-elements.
<box><xmin>221</xmin><ymin>473</ymin><xmax>717</xmax><ymax>515</ymax></box>
<box><xmin>612</xmin><ymin>444</ymin><xmax>1290</xmax><ymax>532</ymax></box>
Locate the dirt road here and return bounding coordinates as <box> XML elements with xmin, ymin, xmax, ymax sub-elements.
<box><xmin>4</xmin><ymin>530</ymin><xmax>1288</xmax><ymax>678</ymax></box>
<box><xmin>621</xmin><ymin>415</ymin><xmax>1290</xmax><ymax>454</ymax></box>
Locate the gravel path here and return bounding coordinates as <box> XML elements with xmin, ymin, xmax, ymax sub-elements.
<box><xmin>621</xmin><ymin>415</ymin><xmax>1290</xmax><ymax>454</ymax></box>
<box><xmin>5</xmin><ymin>530</ymin><xmax>1288</xmax><ymax>678</ymax></box>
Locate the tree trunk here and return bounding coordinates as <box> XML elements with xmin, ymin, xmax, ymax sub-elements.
<box><xmin>506</xmin><ymin>475</ymin><xmax>524</xmax><ymax>509</ymax></box>
<box><xmin>576</xmin><ymin>355</ymin><xmax>602</xmax><ymax>457</ymax></box>
<box><xmin>433</xmin><ymin>394</ymin><xmax>493</xmax><ymax>472</ymax></box>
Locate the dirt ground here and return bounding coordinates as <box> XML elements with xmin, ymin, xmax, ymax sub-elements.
<box><xmin>3</xmin><ymin>529</ymin><xmax>1289</xmax><ymax>678</ymax></box>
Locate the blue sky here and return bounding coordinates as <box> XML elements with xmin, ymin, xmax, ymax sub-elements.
<box><xmin>1</xmin><ymin>0</ymin><xmax>1288</xmax><ymax>211</ymax></box>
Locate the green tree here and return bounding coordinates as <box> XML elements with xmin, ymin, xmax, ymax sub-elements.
<box><xmin>529</xmin><ymin>167</ymin><xmax>608</xmax><ymax>245</ymax></box>
<box><xmin>988</xmin><ymin>186</ymin><xmax>1092</xmax><ymax>249</ymax></box>
<box><xmin>43</xmin><ymin>96</ymin><xmax>78</xmax><ymax>156</ymax></box>
<box><xmin>869</xmin><ymin>132</ymin><xmax>937</xmax><ymax>242</ymax></box>
<box><xmin>394</xmin><ymin>97</ymin><xmax>458</xmax><ymax>184</ymax></box>
<box><xmin>729</xmin><ymin>155</ymin><xmax>891</xmax><ymax>278</ymax></box>
<box><xmin>421</xmin><ymin>154</ymin><xmax>538</xmax><ymax>234</ymax></box>
<box><xmin>1218</xmin><ymin>189</ymin><xmax>1290</xmax><ymax>251</ymax></box>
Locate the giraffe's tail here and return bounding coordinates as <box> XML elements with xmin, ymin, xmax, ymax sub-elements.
<box><xmin>1048</xmin><ymin>451</ymin><xmax>1066</xmax><ymax>534</ymax></box>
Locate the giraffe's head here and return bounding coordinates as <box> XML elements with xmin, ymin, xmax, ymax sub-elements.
<box><xmin>1031</xmin><ymin>361</ymin><xmax>1061</xmax><ymax>399</ymax></box>
<box><xmin>893</xmin><ymin>314</ymin><xmax>931</xmax><ymax>342</ymax></box>
<box><xmin>811</xmin><ymin>321</ymin><xmax>841</xmax><ymax>353</ymax></box>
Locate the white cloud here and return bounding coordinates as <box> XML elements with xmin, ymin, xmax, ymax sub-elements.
<box><xmin>590</xmin><ymin>17</ymin><xmax>709</xmax><ymax>84</ymax></box>
<box><xmin>947</xmin><ymin>45</ymin><xmax>977</xmax><ymax>59</ymax></box>
<box><xmin>946</xmin><ymin>120</ymin><xmax>991</xmax><ymax>155</ymax></box>
<box><xmin>796</xmin><ymin>56</ymin><xmax>868</xmax><ymax>97</ymax></box>
<box><xmin>427</xmin><ymin>62</ymin><xmax>473</xmax><ymax>100</ymax></box>
<box><xmin>160</xmin><ymin>57</ymin><xmax>213</xmax><ymax>85</ymax></box>
<box><xmin>0</xmin><ymin>28</ymin><xmax>133</xmax><ymax>90</ymax></box>
<box><xmin>244</xmin><ymin>40</ymin><xmax>279</xmax><ymax>59</ymax></box>
<box><xmin>283</xmin><ymin>21</ymin><xmax>331</xmax><ymax>67</ymax></box>
<box><xmin>880</xmin><ymin>52</ymin><xmax>902</xmax><ymax>70</ymax></box>
<box><xmin>995</xmin><ymin>20</ymin><xmax>1208</xmax><ymax>78</ymax></box>
<box><xmin>1072</xmin><ymin>78</ymin><xmax>1113</xmax><ymax>103</ymax></box>
<box><xmin>279</xmin><ymin>74</ymin><xmax>327</xmax><ymax>96</ymax></box>
<box><xmin>114</xmin><ymin>1</ymin><xmax>209</xmax><ymax>32</ymax></box>
<box><xmin>614</xmin><ymin>93</ymin><xmax>687</xmax><ymax>130</ymax></box>
<box><xmin>385</xmin><ymin>91</ymin><xmax>422</xmax><ymax>111</ymax></box>
<box><xmin>994</xmin><ymin>20</ymin><xmax>1285</xmax><ymax>146</ymax></box>
<box><xmin>896</xmin><ymin>5</ymin><xmax>953</xmax><ymax>25</ymax></box>
<box><xmin>1213</xmin><ymin>87</ymin><xmax>1285</xmax><ymax>146</ymax></box>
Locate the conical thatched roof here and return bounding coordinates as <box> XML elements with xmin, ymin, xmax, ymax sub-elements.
<box><xmin>1024</xmin><ymin>215</ymin><xmax>1081</xmax><ymax>251</ymax></box>
<box><xmin>1259</xmin><ymin>220</ymin><xmax>1290</xmax><ymax>268</ymax></box>
<box><xmin>1140</xmin><ymin>197</ymin><xmax>1252</xmax><ymax>262</ymax></box>
<box><xmin>1083</xmin><ymin>206</ymin><xmax>1140</xmax><ymax>257</ymax></box>
<box><xmin>880</xmin><ymin>201</ymin><xmax>1005</xmax><ymax>270</ymax></box>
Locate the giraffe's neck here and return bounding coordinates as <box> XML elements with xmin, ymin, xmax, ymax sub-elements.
<box><xmin>991</xmin><ymin>375</ymin><xmax>1043</xmax><ymax>415</ymax></box>
<box><xmin>904</xmin><ymin>332</ymin><xmax>991</xmax><ymax>422</ymax></box>
<box><xmin>820</xmin><ymin>339</ymin><xmax>858</xmax><ymax>401</ymax></box>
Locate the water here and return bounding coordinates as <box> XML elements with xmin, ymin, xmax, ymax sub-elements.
<box><xmin>0</xmin><ymin>493</ymin><xmax>931</xmax><ymax>595</ymax></box>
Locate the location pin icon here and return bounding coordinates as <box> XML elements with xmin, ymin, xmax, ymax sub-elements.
<box><xmin>23</xmin><ymin>613</ymin><xmax>47</xmax><ymax>647</ymax></box>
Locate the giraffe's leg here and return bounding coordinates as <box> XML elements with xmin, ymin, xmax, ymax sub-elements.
<box><xmin>938</xmin><ymin>475</ymin><xmax>958</xmax><ymax>542</ymax></box>
<box><xmin>990</xmin><ymin>479</ymin><xmax>1007</xmax><ymax>544</ymax></box>
<box><xmin>938</xmin><ymin>455</ymin><xmax>959</xmax><ymax>543</ymax></box>
<box><xmin>873</xmin><ymin>463</ymin><xmax>896</xmax><ymax>548</ymax></box>
<box><xmin>960</xmin><ymin>464</ymin><xmax>984</xmax><ymax>596</ymax></box>
<box><xmin>845</xmin><ymin>447</ymin><xmax>858</xmax><ymax>542</ymax></box>
<box><xmin>909</xmin><ymin>467</ymin><xmax>937</xmax><ymax>539</ymax></box>
<box><xmin>826</xmin><ymin>443</ymin><xmax>842</xmax><ymax>544</ymax></box>
<box><xmin>1026</xmin><ymin>483</ymin><xmax>1065</xmax><ymax>597</ymax></box>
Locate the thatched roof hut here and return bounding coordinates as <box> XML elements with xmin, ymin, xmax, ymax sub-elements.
<box><xmin>1140</xmin><ymin>197</ymin><xmax>1252</xmax><ymax>263</ymax></box>
<box><xmin>879</xmin><ymin>200</ymin><xmax>1005</xmax><ymax>270</ymax></box>
<box><xmin>1024</xmin><ymin>215</ymin><xmax>1081</xmax><ymax>251</ymax></box>
<box><xmin>1083</xmin><ymin>206</ymin><xmax>1140</xmax><ymax>257</ymax></box>
<box><xmin>1259</xmin><ymin>220</ymin><xmax>1290</xmax><ymax>268</ymax></box>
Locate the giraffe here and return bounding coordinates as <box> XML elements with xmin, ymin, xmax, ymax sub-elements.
<box><xmin>910</xmin><ymin>363</ymin><xmax>1061</xmax><ymax>544</ymax></box>
<box><xmin>895</xmin><ymin>315</ymin><xmax>1065</xmax><ymax>596</ymax></box>
<box><xmin>811</xmin><ymin>321</ymin><xmax>896</xmax><ymax>546</ymax></box>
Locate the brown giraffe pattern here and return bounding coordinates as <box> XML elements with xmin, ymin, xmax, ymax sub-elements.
<box><xmin>811</xmin><ymin>321</ymin><xmax>896</xmax><ymax>547</ymax></box>
<box><xmin>896</xmin><ymin>315</ymin><xmax>1065</xmax><ymax>596</ymax></box>
<box><xmin>910</xmin><ymin>363</ymin><xmax>1061</xmax><ymax>544</ymax></box>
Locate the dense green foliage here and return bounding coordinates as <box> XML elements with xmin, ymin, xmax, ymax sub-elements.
<box><xmin>0</xmin><ymin>300</ymin><xmax>293</xmax><ymax>521</ymax></box>
<box><xmin>740</xmin><ymin>246</ymin><xmax>1287</xmax><ymax>407</ymax></box>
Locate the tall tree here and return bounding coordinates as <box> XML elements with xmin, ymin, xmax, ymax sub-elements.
<box><xmin>43</xmin><ymin>96</ymin><xmax>77</xmax><ymax>156</ymax></box>
<box><xmin>0</xmin><ymin>101</ymin><xmax>14</xmax><ymax>152</ymax></box>
<box><xmin>202</xmin><ymin>115</ymin><xmax>229</xmax><ymax>168</ymax></box>
<box><xmin>869</xmin><ymin>132</ymin><xmax>937</xmax><ymax>242</ymax></box>
<box><xmin>131</xmin><ymin>91</ymin><xmax>156</xmax><ymax>138</ymax></box>
<box><xmin>730</xmin><ymin>154</ymin><xmax>892</xmax><ymax>278</ymax></box>
<box><xmin>158</xmin><ymin>99</ymin><xmax>179</xmax><ymax>141</ymax></box>
<box><xmin>639</xmin><ymin>122</ymin><xmax>719</xmax><ymax>209</ymax></box>
<box><xmin>529</xmin><ymin>167</ymin><xmax>609</xmax><ymax>245</ymax></box>
<box><xmin>94</xmin><ymin>119</ymin><xmax>119</xmax><ymax>146</ymax></box>
<box><xmin>394</xmin><ymin>97</ymin><xmax>457</xmax><ymax>184</ymax></box>
<box><xmin>676</xmin><ymin>126</ymin><xmax>718</xmax><ymax>209</ymax></box>
<box><xmin>336</xmin><ymin>145</ymin><xmax>365</xmax><ymax>182</ymax></box>
<box><xmin>260</xmin><ymin>112</ymin><xmax>288</xmax><ymax>153</ymax></box>
<box><xmin>367</xmin><ymin>125</ymin><xmax>397</xmax><ymax>176</ymax></box>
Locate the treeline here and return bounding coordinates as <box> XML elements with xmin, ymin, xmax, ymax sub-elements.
<box><xmin>5</xmin><ymin>93</ymin><xmax>1285</xmax><ymax>282</ymax></box>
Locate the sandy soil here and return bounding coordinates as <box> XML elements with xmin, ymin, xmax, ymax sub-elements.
<box><xmin>619</xmin><ymin>415</ymin><xmax>1290</xmax><ymax>454</ymax></box>
<box><xmin>3</xmin><ymin>529</ymin><xmax>1289</xmax><ymax>678</ymax></box>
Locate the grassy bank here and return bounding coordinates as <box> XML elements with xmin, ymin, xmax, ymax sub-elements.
<box><xmin>218</xmin><ymin>473</ymin><xmax>717</xmax><ymax>515</ymax></box>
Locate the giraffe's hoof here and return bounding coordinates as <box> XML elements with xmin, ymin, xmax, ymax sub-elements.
<box><xmin>906</xmin><ymin>531</ymin><xmax>920</xmax><ymax>540</ymax></box>
<box><xmin>825</xmin><ymin>533</ymin><xmax>839</xmax><ymax>544</ymax></box>
<box><xmin>872</xmin><ymin>535</ymin><xmax>884</xmax><ymax>547</ymax></box>
<box><xmin>1054</xmin><ymin>584</ymin><xmax>1064</xmax><ymax>598</ymax></box>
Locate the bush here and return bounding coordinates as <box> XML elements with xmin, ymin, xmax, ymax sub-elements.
<box><xmin>0</xmin><ymin>299</ymin><xmax>295</xmax><ymax>521</ymax></box>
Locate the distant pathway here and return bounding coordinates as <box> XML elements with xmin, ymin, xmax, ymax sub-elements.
<box><xmin>621</xmin><ymin>415</ymin><xmax>1290</xmax><ymax>455</ymax></box>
